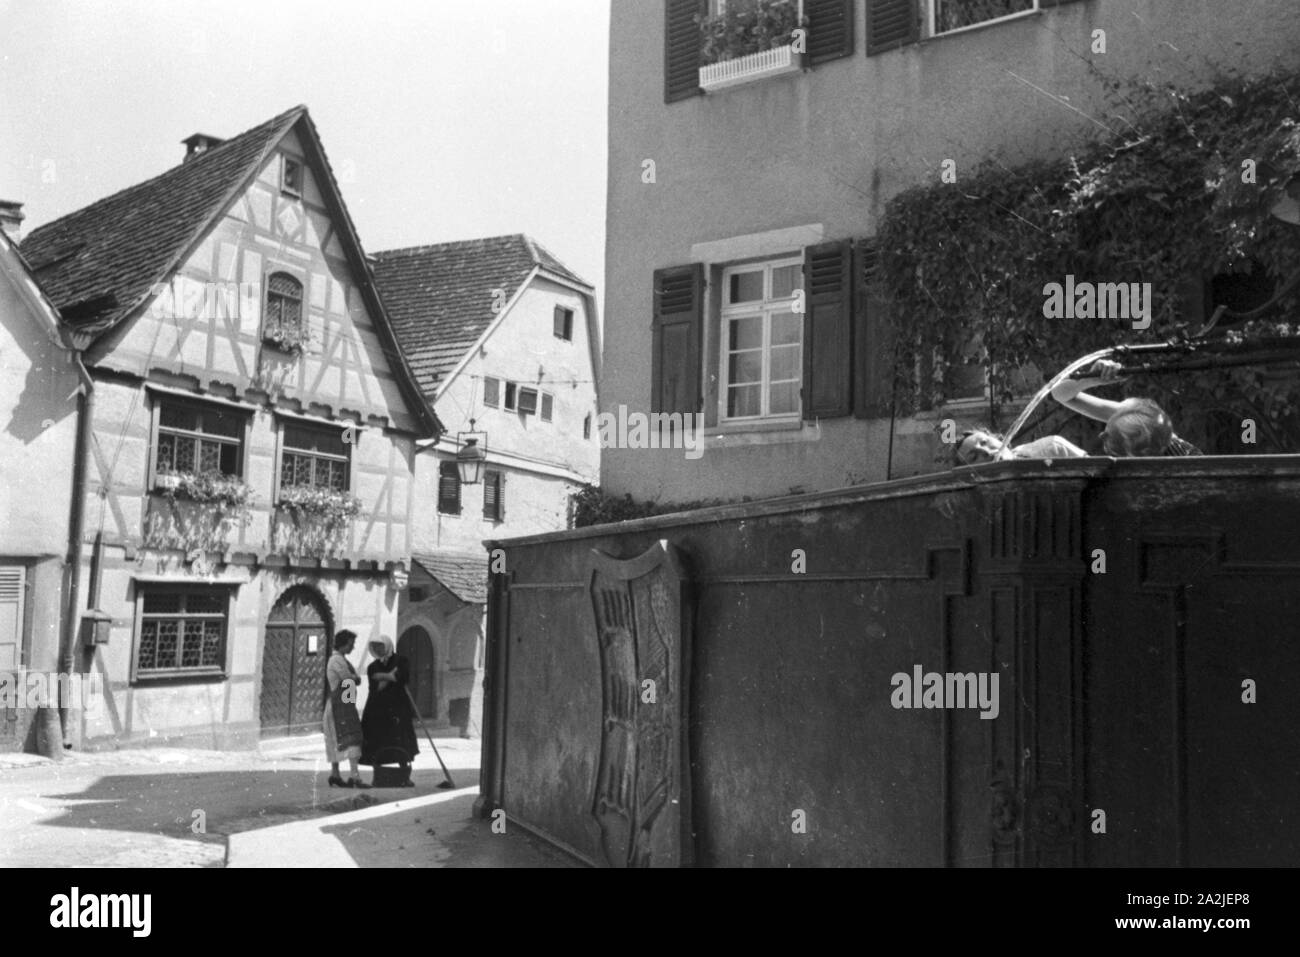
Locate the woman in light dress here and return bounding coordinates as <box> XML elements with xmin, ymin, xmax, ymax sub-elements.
<box><xmin>324</xmin><ymin>629</ymin><xmax>370</xmax><ymax>789</ymax></box>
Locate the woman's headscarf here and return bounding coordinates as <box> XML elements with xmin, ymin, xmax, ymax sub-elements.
<box><xmin>370</xmin><ymin>635</ymin><xmax>395</xmax><ymax>662</ymax></box>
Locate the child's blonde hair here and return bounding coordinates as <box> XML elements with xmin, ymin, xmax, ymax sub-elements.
<box><xmin>1104</xmin><ymin>399</ymin><xmax>1173</xmax><ymax>456</ymax></box>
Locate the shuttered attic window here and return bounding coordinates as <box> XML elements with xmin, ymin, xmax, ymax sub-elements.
<box><xmin>281</xmin><ymin>157</ymin><xmax>303</xmax><ymax>197</ymax></box>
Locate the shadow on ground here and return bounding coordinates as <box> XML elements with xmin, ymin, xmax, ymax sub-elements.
<box><xmin>317</xmin><ymin>792</ymin><xmax>581</xmax><ymax>868</ymax></box>
<box><xmin>35</xmin><ymin>764</ymin><xmax>478</xmax><ymax>843</ymax></box>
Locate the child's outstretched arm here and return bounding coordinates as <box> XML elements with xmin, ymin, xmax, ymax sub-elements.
<box><xmin>1051</xmin><ymin>359</ymin><xmax>1125</xmax><ymax>423</ymax></box>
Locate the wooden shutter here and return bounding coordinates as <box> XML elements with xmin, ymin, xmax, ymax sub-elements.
<box><xmin>541</xmin><ymin>393</ymin><xmax>554</xmax><ymax>422</ymax></box>
<box><xmin>483</xmin><ymin>470</ymin><xmax>503</xmax><ymax>521</ymax></box>
<box><xmin>554</xmin><ymin>305</ymin><xmax>573</xmax><ymax>340</ymax></box>
<box><xmin>652</xmin><ymin>264</ymin><xmax>704</xmax><ymax>415</ymax></box>
<box><xmin>483</xmin><ymin>377</ymin><xmax>499</xmax><ymax>408</ymax></box>
<box><xmin>0</xmin><ymin>566</ymin><xmax>25</xmax><ymax>672</ymax></box>
<box><xmin>665</xmin><ymin>0</ymin><xmax>702</xmax><ymax>103</ymax></box>
<box><xmin>438</xmin><ymin>461</ymin><xmax>461</xmax><ymax>515</ymax></box>
<box><xmin>519</xmin><ymin>388</ymin><xmax>539</xmax><ymax>416</ymax></box>
<box><xmin>806</xmin><ymin>0</ymin><xmax>855</xmax><ymax>64</ymax></box>
<box><xmin>854</xmin><ymin>240</ymin><xmax>897</xmax><ymax>418</ymax></box>
<box><xmin>802</xmin><ymin>241</ymin><xmax>854</xmax><ymax>419</ymax></box>
<box><xmin>867</xmin><ymin>0</ymin><xmax>920</xmax><ymax>55</ymax></box>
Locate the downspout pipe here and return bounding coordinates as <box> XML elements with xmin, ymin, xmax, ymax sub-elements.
<box><xmin>56</xmin><ymin>358</ymin><xmax>94</xmax><ymax>750</ymax></box>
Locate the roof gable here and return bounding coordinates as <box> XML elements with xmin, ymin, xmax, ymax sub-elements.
<box><xmin>19</xmin><ymin>105</ymin><xmax>440</xmax><ymax>436</ymax></box>
<box><xmin>371</xmin><ymin>235</ymin><xmax>592</xmax><ymax>396</ymax></box>
<box><xmin>21</xmin><ymin>106</ymin><xmax>303</xmax><ymax>335</ymax></box>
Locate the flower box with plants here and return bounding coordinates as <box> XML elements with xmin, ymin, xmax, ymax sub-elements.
<box><xmin>261</xmin><ymin>318</ymin><xmax>308</xmax><ymax>355</ymax></box>
<box><xmin>145</xmin><ymin>470</ymin><xmax>254</xmax><ymax>553</ymax></box>
<box><xmin>274</xmin><ymin>485</ymin><xmax>363</xmax><ymax>558</ymax></box>
<box><xmin>696</xmin><ymin>0</ymin><xmax>803</xmax><ymax>92</ymax></box>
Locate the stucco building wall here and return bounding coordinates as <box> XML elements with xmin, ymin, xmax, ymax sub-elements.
<box><xmin>603</xmin><ymin>0</ymin><xmax>1300</xmax><ymax>504</ymax></box>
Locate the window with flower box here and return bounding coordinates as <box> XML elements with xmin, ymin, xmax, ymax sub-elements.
<box><xmin>665</xmin><ymin>0</ymin><xmax>855</xmax><ymax>102</ymax></box>
<box><xmin>263</xmin><ymin>271</ymin><xmax>305</xmax><ymax>352</ymax></box>
<box><xmin>280</xmin><ymin>422</ymin><xmax>350</xmax><ymax>494</ymax></box>
<box><xmin>154</xmin><ymin>399</ymin><xmax>246</xmax><ymax>487</ymax></box>
<box><xmin>134</xmin><ymin>587</ymin><xmax>230</xmax><ymax>678</ymax></box>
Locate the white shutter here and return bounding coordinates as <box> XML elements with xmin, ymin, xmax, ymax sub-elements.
<box><xmin>0</xmin><ymin>566</ymin><xmax>26</xmax><ymax>672</ymax></box>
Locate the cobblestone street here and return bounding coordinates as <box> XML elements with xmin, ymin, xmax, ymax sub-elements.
<box><xmin>0</xmin><ymin>737</ymin><xmax>573</xmax><ymax>868</ymax></box>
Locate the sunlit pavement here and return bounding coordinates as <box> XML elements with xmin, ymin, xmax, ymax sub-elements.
<box><xmin>0</xmin><ymin>737</ymin><xmax>574</xmax><ymax>868</ymax></box>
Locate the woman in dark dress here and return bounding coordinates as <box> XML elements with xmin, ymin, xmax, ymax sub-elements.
<box><xmin>360</xmin><ymin>636</ymin><xmax>419</xmax><ymax>782</ymax></box>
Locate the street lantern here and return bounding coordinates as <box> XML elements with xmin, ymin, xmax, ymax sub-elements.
<box><xmin>455</xmin><ymin>420</ymin><xmax>488</xmax><ymax>485</ymax></box>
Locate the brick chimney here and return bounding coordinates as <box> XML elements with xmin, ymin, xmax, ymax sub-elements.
<box><xmin>182</xmin><ymin>133</ymin><xmax>225</xmax><ymax>161</ymax></box>
<box><xmin>0</xmin><ymin>200</ymin><xmax>24</xmax><ymax>242</ymax></box>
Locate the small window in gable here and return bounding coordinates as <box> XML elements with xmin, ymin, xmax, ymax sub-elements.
<box><xmin>484</xmin><ymin>376</ymin><xmax>500</xmax><ymax>408</ymax></box>
<box><xmin>541</xmin><ymin>393</ymin><xmax>554</xmax><ymax>422</ymax></box>
<box><xmin>503</xmin><ymin>382</ymin><xmax>518</xmax><ymax>411</ymax></box>
<box><xmin>281</xmin><ymin>157</ymin><xmax>303</xmax><ymax>197</ymax></box>
<box><xmin>553</xmin><ymin>306</ymin><xmax>574</xmax><ymax>341</ymax></box>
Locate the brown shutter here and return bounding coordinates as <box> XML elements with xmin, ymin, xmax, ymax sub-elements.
<box><xmin>652</xmin><ymin>264</ymin><xmax>704</xmax><ymax>415</ymax></box>
<box><xmin>867</xmin><ymin>0</ymin><xmax>920</xmax><ymax>55</ymax></box>
<box><xmin>802</xmin><ymin>240</ymin><xmax>854</xmax><ymax>419</ymax></box>
<box><xmin>854</xmin><ymin>240</ymin><xmax>897</xmax><ymax>418</ymax></box>
<box><xmin>806</xmin><ymin>0</ymin><xmax>855</xmax><ymax>64</ymax></box>
<box><xmin>665</xmin><ymin>0</ymin><xmax>702</xmax><ymax>104</ymax></box>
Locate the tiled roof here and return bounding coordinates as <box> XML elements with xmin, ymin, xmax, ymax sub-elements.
<box><xmin>21</xmin><ymin>105</ymin><xmax>305</xmax><ymax>334</ymax></box>
<box><xmin>371</xmin><ymin>234</ymin><xmax>591</xmax><ymax>396</ymax></box>
<box><xmin>413</xmin><ymin>551</ymin><xmax>489</xmax><ymax>605</ymax></box>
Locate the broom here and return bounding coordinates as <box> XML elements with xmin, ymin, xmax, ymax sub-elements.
<box><xmin>404</xmin><ymin>685</ymin><xmax>457</xmax><ymax>790</ymax></box>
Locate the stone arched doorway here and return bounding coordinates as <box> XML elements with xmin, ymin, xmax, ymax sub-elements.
<box><xmin>398</xmin><ymin>625</ymin><xmax>436</xmax><ymax>720</ymax></box>
<box><xmin>259</xmin><ymin>585</ymin><xmax>332</xmax><ymax>737</ymax></box>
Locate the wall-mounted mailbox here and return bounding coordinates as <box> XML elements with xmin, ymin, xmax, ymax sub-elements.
<box><xmin>80</xmin><ymin>609</ymin><xmax>113</xmax><ymax>646</ymax></box>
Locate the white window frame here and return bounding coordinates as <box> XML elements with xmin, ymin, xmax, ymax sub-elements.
<box><xmin>926</xmin><ymin>0</ymin><xmax>1039</xmax><ymax>39</ymax></box>
<box><xmin>718</xmin><ymin>255</ymin><xmax>804</xmax><ymax>424</ymax></box>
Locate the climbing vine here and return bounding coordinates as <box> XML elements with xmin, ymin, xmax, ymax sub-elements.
<box><xmin>877</xmin><ymin>66</ymin><xmax>1300</xmax><ymax>452</ymax></box>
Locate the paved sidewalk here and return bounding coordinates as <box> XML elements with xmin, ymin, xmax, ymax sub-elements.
<box><xmin>0</xmin><ymin>735</ymin><xmax>570</xmax><ymax>867</ymax></box>
<box><xmin>227</xmin><ymin>786</ymin><xmax>577</xmax><ymax>867</ymax></box>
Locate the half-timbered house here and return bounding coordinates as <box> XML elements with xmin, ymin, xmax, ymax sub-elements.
<box><xmin>20</xmin><ymin>106</ymin><xmax>441</xmax><ymax>749</ymax></box>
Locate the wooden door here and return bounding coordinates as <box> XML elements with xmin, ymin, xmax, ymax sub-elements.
<box><xmin>259</xmin><ymin>586</ymin><xmax>330</xmax><ymax>736</ymax></box>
